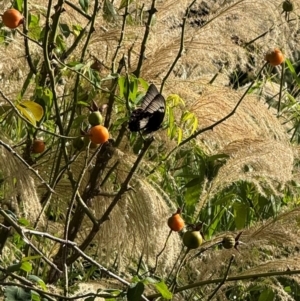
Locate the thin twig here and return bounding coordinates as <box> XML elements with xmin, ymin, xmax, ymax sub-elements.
<box><xmin>65</xmin><ymin>0</ymin><xmax>92</xmax><ymax>20</ymax></box>
<box><xmin>152</xmin><ymin>229</ymin><xmax>172</xmax><ymax>273</ymax></box>
<box><xmin>160</xmin><ymin>0</ymin><xmax>196</xmax><ymax>93</ymax></box>
<box><xmin>277</xmin><ymin>61</ymin><xmax>285</xmax><ymax>115</ymax></box>
<box><xmin>22</xmin><ymin>0</ymin><xmax>37</xmax><ymax>74</ymax></box>
<box><xmin>16</xmin><ymin>29</ymin><xmax>43</xmax><ymax>47</ymax></box>
<box><xmin>65</xmin><ymin>0</ymin><xmax>99</xmax><ymax>136</ymax></box>
<box><xmin>0</xmin><ymin>209</ymin><xmax>62</xmax><ymax>274</ymax></box>
<box><xmin>111</xmin><ymin>1</ymin><xmax>129</xmax><ymax>72</ymax></box>
<box><xmin>133</xmin><ymin>0</ymin><xmax>157</xmax><ymax>77</ymax></box>
<box><xmin>53</xmin><ymin>56</ymin><xmax>111</xmax><ymax>91</ymax></box>
<box><xmin>43</xmin><ymin>0</ymin><xmax>65</xmax><ymax>137</ymax></box>
<box><xmin>166</xmin><ymin>245</ymin><xmax>185</xmax><ymax>282</ymax></box>
<box><xmin>206</xmin><ymin>255</ymin><xmax>235</xmax><ymax>301</ymax></box>
<box><xmin>100</xmin><ymin>160</ymin><xmax>120</xmax><ymax>186</ymax></box>
<box><xmin>61</xmin><ymin>3</ymin><xmax>101</xmax><ymax>61</ymax></box>
<box><xmin>170</xmin><ymin>248</ymin><xmax>190</xmax><ymax>292</ymax></box>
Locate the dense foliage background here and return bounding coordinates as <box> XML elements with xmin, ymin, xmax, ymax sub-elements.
<box><xmin>1</xmin><ymin>0</ymin><xmax>300</xmax><ymax>300</ymax></box>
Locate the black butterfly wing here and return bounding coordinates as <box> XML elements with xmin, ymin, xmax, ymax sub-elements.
<box><xmin>128</xmin><ymin>108</ymin><xmax>145</xmax><ymax>132</ymax></box>
<box><xmin>128</xmin><ymin>84</ymin><xmax>165</xmax><ymax>133</ymax></box>
<box><xmin>140</xmin><ymin>84</ymin><xmax>160</xmax><ymax>110</ymax></box>
<box><xmin>142</xmin><ymin>93</ymin><xmax>165</xmax><ymax>133</ymax></box>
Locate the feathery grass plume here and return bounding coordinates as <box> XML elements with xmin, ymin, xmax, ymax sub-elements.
<box><xmin>0</xmin><ymin>0</ymin><xmax>298</xmax><ymax>96</ymax></box>
<box><xmin>208</xmin><ymin>138</ymin><xmax>294</xmax><ymax>197</ymax></box>
<box><xmin>177</xmin><ymin>208</ymin><xmax>300</xmax><ymax>300</ymax></box>
<box><xmin>172</xmin><ymin>82</ymin><xmax>289</xmax><ymax>149</ymax></box>
<box><xmin>0</xmin><ymin>140</ymin><xmax>43</xmax><ymax>222</ymax></box>
<box><xmin>90</xmin><ymin>178</ymin><xmax>182</xmax><ymax>274</ymax></box>
<box><xmin>167</xmin><ymin>82</ymin><xmax>294</xmax><ymax>211</ymax></box>
<box><xmin>117</xmin><ymin>0</ymin><xmax>298</xmax><ymax>83</ymax></box>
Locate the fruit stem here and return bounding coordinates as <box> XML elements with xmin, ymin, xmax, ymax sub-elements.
<box><xmin>277</xmin><ymin>59</ymin><xmax>285</xmax><ymax>115</ymax></box>
<box><xmin>152</xmin><ymin>229</ymin><xmax>172</xmax><ymax>274</ymax></box>
<box><xmin>169</xmin><ymin>247</ymin><xmax>190</xmax><ymax>292</ymax></box>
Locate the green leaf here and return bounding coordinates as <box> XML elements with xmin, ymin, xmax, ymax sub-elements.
<box><xmin>30</xmin><ymin>290</ymin><xmax>41</xmax><ymax>301</ymax></box>
<box><xmin>119</xmin><ymin>0</ymin><xmax>132</xmax><ymax>10</ymax></box>
<box><xmin>28</xmin><ymin>275</ymin><xmax>47</xmax><ymax>291</ymax></box>
<box><xmin>258</xmin><ymin>289</ymin><xmax>275</xmax><ymax>301</ymax></box>
<box><xmin>13</xmin><ymin>0</ymin><xmax>23</xmax><ymax>12</ymax></box>
<box><xmin>79</xmin><ymin>0</ymin><xmax>89</xmax><ymax>13</ymax></box>
<box><xmin>129</xmin><ymin>78</ymin><xmax>138</xmax><ymax>101</ymax></box>
<box><xmin>167</xmin><ymin>94</ymin><xmax>185</xmax><ymax>106</ymax></box>
<box><xmin>0</xmin><ymin>28</ymin><xmax>14</xmax><ymax>46</ymax></box>
<box><xmin>72</xmin><ymin>24</ymin><xmax>83</xmax><ymax>37</ymax></box>
<box><xmin>185</xmin><ymin>178</ymin><xmax>202</xmax><ymax>208</ymax></box>
<box><xmin>127</xmin><ymin>282</ymin><xmax>145</xmax><ymax>301</ymax></box>
<box><xmin>20</xmin><ymin>261</ymin><xmax>32</xmax><ymax>272</ymax></box>
<box><xmin>22</xmin><ymin>255</ymin><xmax>42</xmax><ymax>262</ymax></box>
<box><xmin>55</xmin><ymin>34</ymin><xmax>67</xmax><ymax>53</ymax></box>
<box><xmin>16</xmin><ymin>101</ymin><xmax>44</xmax><ymax>126</ymax></box>
<box><xmin>7</xmin><ymin>262</ymin><xmax>22</xmax><ymax>273</ymax></box>
<box><xmin>59</xmin><ymin>23</ymin><xmax>71</xmax><ymax>38</ymax></box>
<box><xmin>28</xmin><ymin>13</ymin><xmax>41</xmax><ymax>40</ymax></box>
<box><xmin>285</xmin><ymin>58</ymin><xmax>300</xmax><ymax>87</ymax></box>
<box><xmin>118</xmin><ymin>76</ymin><xmax>126</xmax><ymax>98</ymax></box>
<box><xmin>177</xmin><ymin>127</ymin><xmax>183</xmax><ymax>145</ymax></box>
<box><xmin>233</xmin><ymin>201</ymin><xmax>248</xmax><ymax>229</ymax></box>
<box><xmin>138</xmin><ymin>78</ymin><xmax>148</xmax><ymax>90</ymax></box>
<box><xmin>4</xmin><ymin>286</ymin><xmax>31</xmax><ymax>301</ymax></box>
<box><xmin>73</xmin><ymin>63</ymin><xmax>85</xmax><ymax>71</ymax></box>
<box><xmin>71</xmin><ymin>115</ymin><xmax>86</xmax><ymax>129</ymax></box>
<box><xmin>181</xmin><ymin>111</ymin><xmax>193</xmax><ymax>122</ymax></box>
<box><xmin>154</xmin><ymin>281</ymin><xmax>172</xmax><ymax>299</ymax></box>
<box><xmin>41</xmin><ymin>88</ymin><xmax>53</xmax><ymax>104</ymax></box>
<box><xmin>103</xmin><ymin>0</ymin><xmax>118</xmax><ymax>22</ymax></box>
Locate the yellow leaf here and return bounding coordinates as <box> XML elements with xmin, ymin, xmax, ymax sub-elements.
<box><xmin>16</xmin><ymin>101</ymin><xmax>44</xmax><ymax>126</ymax></box>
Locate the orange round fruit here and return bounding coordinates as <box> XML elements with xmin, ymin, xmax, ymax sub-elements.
<box><xmin>167</xmin><ymin>209</ymin><xmax>185</xmax><ymax>232</ymax></box>
<box><xmin>32</xmin><ymin>139</ymin><xmax>45</xmax><ymax>154</ymax></box>
<box><xmin>2</xmin><ymin>9</ymin><xmax>24</xmax><ymax>29</ymax></box>
<box><xmin>265</xmin><ymin>48</ymin><xmax>285</xmax><ymax>66</ymax></box>
<box><xmin>89</xmin><ymin>125</ymin><xmax>109</xmax><ymax>144</ymax></box>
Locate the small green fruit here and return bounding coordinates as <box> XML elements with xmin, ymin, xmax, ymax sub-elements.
<box><xmin>282</xmin><ymin>0</ymin><xmax>293</xmax><ymax>12</ymax></box>
<box><xmin>222</xmin><ymin>235</ymin><xmax>236</xmax><ymax>249</ymax></box>
<box><xmin>183</xmin><ymin>230</ymin><xmax>203</xmax><ymax>249</ymax></box>
<box><xmin>88</xmin><ymin>111</ymin><xmax>103</xmax><ymax>126</ymax></box>
<box><xmin>73</xmin><ymin>137</ymin><xmax>85</xmax><ymax>151</ymax></box>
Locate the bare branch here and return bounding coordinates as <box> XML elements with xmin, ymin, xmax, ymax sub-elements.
<box><xmin>206</xmin><ymin>255</ymin><xmax>235</xmax><ymax>301</ymax></box>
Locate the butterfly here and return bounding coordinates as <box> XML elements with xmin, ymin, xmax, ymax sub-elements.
<box><xmin>128</xmin><ymin>84</ymin><xmax>165</xmax><ymax>134</ymax></box>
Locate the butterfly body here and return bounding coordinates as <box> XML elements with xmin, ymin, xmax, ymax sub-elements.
<box><xmin>128</xmin><ymin>84</ymin><xmax>165</xmax><ymax>134</ymax></box>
